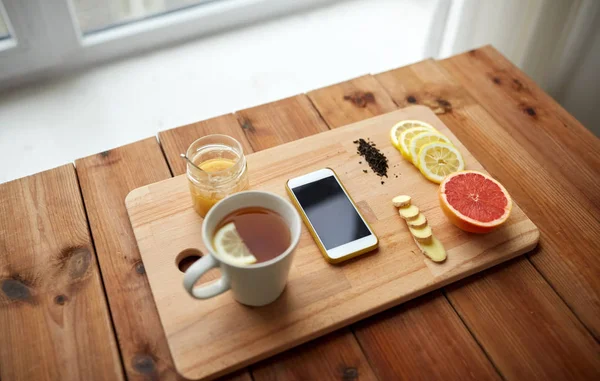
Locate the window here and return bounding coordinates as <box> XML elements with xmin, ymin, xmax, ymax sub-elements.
<box><xmin>0</xmin><ymin>13</ymin><xmax>9</xmax><ymax>39</ymax></box>
<box><xmin>72</xmin><ymin>0</ymin><xmax>215</xmax><ymax>34</ymax></box>
<box><xmin>0</xmin><ymin>0</ymin><xmax>340</xmax><ymax>88</ymax></box>
<box><xmin>0</xmin><ymin>1</ymin><xmax>12</xmax><ymax>49</ymax></box>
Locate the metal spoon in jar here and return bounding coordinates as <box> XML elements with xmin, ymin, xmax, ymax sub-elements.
<box><xmin>180</xmin><ymin>153</ymin><xmax>205</xmax><ymax>172</ymax></box>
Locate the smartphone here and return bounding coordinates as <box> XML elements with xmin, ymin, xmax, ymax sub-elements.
<box><xmin>286</xmin><ymin>168</ymin><xmax>378</xmax><ymax>264</ymax></box>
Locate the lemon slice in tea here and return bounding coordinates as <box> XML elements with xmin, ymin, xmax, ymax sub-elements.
<box><xmin>213</xmin><ymin>222</ymin><xmax>257</xmax><ymax>265</ymax></box>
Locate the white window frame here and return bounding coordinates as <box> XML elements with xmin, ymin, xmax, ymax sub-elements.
<box><xmin>0</xmin><ymin>0</ymin><xmax>342</xmax><ymax>88</ymax></box>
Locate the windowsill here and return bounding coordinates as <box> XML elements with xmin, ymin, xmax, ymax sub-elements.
<box><xmin>0</xmin><ymin>0</ymin><xmax>438</xmax><ymax>184</ymax></box>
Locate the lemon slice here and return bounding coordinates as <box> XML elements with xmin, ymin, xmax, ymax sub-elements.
<box><xmin>398</xmin><ymin>127</ymin><xmax>434</xmax><ymax>160</ymax></box>
<box><xmin>213</xmin><ymin>222</ymin><xmax>257</xmax><ymax>265</ymax></box>
<box><xmin>418</xmin><ymin>142</ymin><xmax>465</xmax><ymax>184</ymax></box>
<box><xmin>390</xmin><ymin>120</ymin><xmax>435</xmax><ymax>150</ymax></box>
<box><xmin>409</xmin><ymin>131</ymin><xmax>451</xmax><ymax>166</ymax></box>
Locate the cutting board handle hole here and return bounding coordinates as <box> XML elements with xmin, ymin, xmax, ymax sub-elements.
<box><xmin>176</xmin><ymin>248</ymin><xmax>203</xmax><ymax>272</ymax></box>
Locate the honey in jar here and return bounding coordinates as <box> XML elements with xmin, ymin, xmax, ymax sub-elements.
<box><xmin>186</xmin><ymin>135</ymin><xmax>249</xmax><ymax>217</ymax></box>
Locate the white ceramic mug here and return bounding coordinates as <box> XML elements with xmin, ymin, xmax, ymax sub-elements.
<box><xmin>183</xmin><ymin>191</ymin><xmax>301</xmax><ymax>306</ymax></box>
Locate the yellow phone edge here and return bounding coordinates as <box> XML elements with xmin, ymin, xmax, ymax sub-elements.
<box><xmin>285</xmin><ymin>167</ymin><xmax>378</xmax><ymax>264</ymax></box>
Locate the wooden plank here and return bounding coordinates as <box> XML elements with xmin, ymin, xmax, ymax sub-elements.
<box><xmin>218</xmin><ymin>371</ymin><xmax>253</xmax><ymax>381</ymax></box>
<box><xmin>354</xmin><ymin>292</ymin><xmax>500</xmax><ymax>381</ymax></box>
<box><xmin>235</xmin><ymin>95</ymin><xmax>328</xmax><ymax>150</ymax></box>
<box><xmin>234</xmin><ymin>94</ymin><xmax>377</xmax><ymax>381</ymax></box>
<box><xmin>448</xmin><ymin>258</ymin><xmax>600</xmax><ymax>379</ymax></box>
<box><xmin>128</xmin><ymin>107</ymin><xmax>538</xmax><ymax>380</ymax></box>
<box><xmin>375</xmin><ymin>59</ymin><xmax>600</xmax><ymax>378</ymax></box>
<box><xmin>0</xmin><ymin>165</ymin><xmax>123</xmax><ymax>381</ymax></box>
<box><xmin>306</xmin><ymin>76</ymin><xmax>500</xmax><ymax>380</ymax></box>
<box><xmin>438</xmin><ymin>47</ymin><xmax>600</xmax><ymax>338</ymax></box>
<box><xmin>75</xmin><ymin>139</ymin><xmax>179</xmax><ymax>380</ymax></box>
<box><xmin>307</xmin><ymin>75</ymin><xmax>397</xmax><ymax>128</ymax></box>
<box><xmin>159</xmin><ymin>113</ymin><xmax>253</xmax><ymax>176</ymax></box>
<box><xmin>251</xmin><ymin>329</ymin><xmax>377</xmax><ymax>381</ymax></box>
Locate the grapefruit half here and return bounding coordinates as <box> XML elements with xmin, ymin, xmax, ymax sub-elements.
<box><xmin>439</xmin><ymin>171</ymin><xmax>512</xmax><ymax>234</ymax></box>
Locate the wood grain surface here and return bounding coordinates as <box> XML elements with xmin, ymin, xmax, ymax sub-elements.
<box><xmin>307</xmin><ymin>75</ymin><xmax>397</xmax><ymax>128</ymax></box>
<box><xmin>251</xmin><ymin>329</ymin><xmax>377</xmax><ymax>381</ymax></box>
<box><xmin>236</xmin><ymin>95</ymin><xmax>328</xmax><ymax>150</ymax></box>
<box><xmin>0</xmin><ymin>165</ymin><xmax>123</xmax><ymax>381</ymax></box>
<box><xmin>440</xmin><ymin>46</ymin><xmax>600</xmax><ymax>339</ymax></box>
<box><xmin>448</xmin><ymin>258</ymin><xmax>600</xmax><ymax>379</ymax></box>
<box><xmin>375</xmin><ymin>57</ymin><xmax>600</xmax><ymax>379</ymax></box>
<box><xmin>127</xmin><ymin>107</ymin><xmax>538</xmax><ymax>380</ymax></box>
<box><xmin>76</xmin><ymin>139</ymin><xmax>179</xmax><ymax>380</ymax></box>
<box><xmin>444</xmin><ymin>47</ymin><xmax>600</xmax><ymax>211</ymax></box>
<box><xmin>354</xmin><ymin>291</ymin><xmax>501</xmax><ymax>381</ymax></box>
<box><xmin>307</xmin><ymin>75</ymin><xmax>500</xmax><ymax>380</ymax></box>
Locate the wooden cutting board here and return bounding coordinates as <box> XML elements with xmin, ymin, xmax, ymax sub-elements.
<box><xmin>126</xmin><ymin>106</ymin><xmax>539</xmax><ymax>380</ymax></box>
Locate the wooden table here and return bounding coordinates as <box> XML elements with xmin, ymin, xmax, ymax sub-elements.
<box><xmin>1</xmin><ymin>46</ymin><xmax>599</xmax><ymax>381</ymax></box>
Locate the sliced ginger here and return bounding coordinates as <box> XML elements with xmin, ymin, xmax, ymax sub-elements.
<box><xmin>415</xmin><ymin>236</ymin><xmax>446</xmax><ymax>262</ymax></box>
<box><xmin>392</xmin><ymin>195</ymin><xmax>411</xmax><ymax>208</ymax></box>
<box><xmin>407</xmin><ymin>213</ymin><xmax>427</xmax><ymax>228</ymax></box>
<box><xmin>392</xmin><ymin>195</ymin><xmax>446</xmax><ymax>263</ymax></box>
<box><xmin>409</xmin><ymin>225</ymin><xmax>432</xmax><ymax>243</ymax></box>
<box><xmin>398</xmin><ymin>204</ymin><xmax>419</xmax><ymax>220</ymax></box>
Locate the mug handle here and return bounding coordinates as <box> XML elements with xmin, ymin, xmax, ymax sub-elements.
<box><xmin>183</xmin><ymin>255</ymin><xmax>230</xmax><ymax>299</ymax></box>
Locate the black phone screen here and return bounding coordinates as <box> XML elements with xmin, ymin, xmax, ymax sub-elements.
<box><xmin>291</xmin><ymin>175</ymin><xmax>371</xmax><ymax>250</ymax></box>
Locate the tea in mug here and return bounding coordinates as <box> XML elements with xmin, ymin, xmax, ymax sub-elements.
<box><xmin>213</xmin><ymin>207</ymin><xmax>291</xmax><ymax>264</ymax></box>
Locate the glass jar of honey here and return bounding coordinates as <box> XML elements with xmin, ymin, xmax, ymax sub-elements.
<box><xmin>186</xmin><ymin>135</ymin><xmax>249</xmax><ymax>217</ymax></box>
